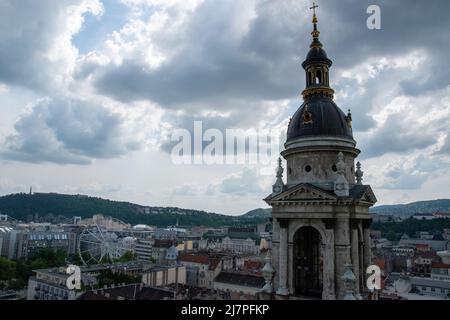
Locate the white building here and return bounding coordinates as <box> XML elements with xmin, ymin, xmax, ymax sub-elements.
<box><xmin>135</xmin><ymin>239</ymin><xmax>154</xmax><ymax>262</ymax></box>
<box><xmin>0</xmin><ymin>226</ymin><xmax>12</xmax><ymax>257</ymax></box>
<box><xmin>178</xmin><ymin>253</ymin><xmax>222</xmax><ymax>289</ymax></box>
<box><xmin>392</xmin><ymin>245</ymin><xmax>415</xmax><ymax>257</ymax></box>
<box><xmin>431</xmin><ymin>263</ymin><xmax>450</xmax><ymax>282</ymax></box>
<box><xmin>219</xmin><ymin>237</ymin><xmax>259</xmax><ymax>255</ymax></box>
<box><xmin>375</xmin><ymin>238</ymin><xmax>393</xmax><ymax>250</ymax></box>
<box><xmin>213</xmin><ymin>272</ymin><xmax>265</xmax><ymax>297</ymax></box>
<box><xmin>410</xmin><ymin>277</ymin><xmax>450</xmax><ymax>299</ymax></box>
<box><xmin>412</xmin><ymin>213</ymin><xmax>436</xmax><ymax>220</ymax></box>
<box><xmin>141</xmin><ymin>265</ymin><xmax>186</xmax><ymax>287</ymax></box>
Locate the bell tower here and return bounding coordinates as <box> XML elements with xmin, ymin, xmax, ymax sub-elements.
<box><xmin>264</xmin><ymin>3</ymin><xmax>377</xmax><ymax>300</ymax></box>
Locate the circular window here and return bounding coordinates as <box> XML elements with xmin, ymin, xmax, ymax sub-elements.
<box><xmin>305</xmin><ymin>165</ymin><xmax>312</xmax><ymax>173</ymax></box>
<box><xmin>332</xmin><ymin>164</ymin><xmax>337</xmax><ymax>172</ymax></box>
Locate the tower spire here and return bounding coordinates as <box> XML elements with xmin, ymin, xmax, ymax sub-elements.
<box><xmin>300</xmin><ymin>1</ymin><xmax>334</xmax><ymax>100</ymax></box>
<box><xmin>310</xmin><ymin>2</ymin><xmax>320</xmax><ymax>44</ymax></box>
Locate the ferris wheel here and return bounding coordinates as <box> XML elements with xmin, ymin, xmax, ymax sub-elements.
<box><xmin>77</xmin><ymin>224</ymin><xmax>135</xmax><ymax>265</ymax></box>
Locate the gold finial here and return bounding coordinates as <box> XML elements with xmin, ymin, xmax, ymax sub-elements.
<box><xmin>309</xmin><ymin>2</ymin><xmax>320</xmax><ymax>41</ymax></box>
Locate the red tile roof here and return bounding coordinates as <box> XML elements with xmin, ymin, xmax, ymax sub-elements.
<box><xmin>178</xmin><ymin>253</ymin><xmax>222</xmax><ymax>271</ymax></box>
<box><xmin>431</xmin><ymin>262</ymin><xmax>450</xmax><ymax>269</ymax></box>
<box><xmin>375</xmin><ymin>259</ymin><xmax>386</xmax><ymax>269</ymax></box>
<box><xmin>208</xmin><ymin>258</ymin><xmax>221</xmax><ymax>271</ymax></box>
<box><xmin>178</xmin><ymin>253</ymin><xmax>210</xmax><ymax>265</ymax></box>
<box><xmin>416</xmin><ymin>252</ymin><xmax>436</xmax><ymax>259</ymax></box>
<box><xmin>244</xmin><ymin>260</ymin><xmax>264</xmax><ymax>271</ymax></box>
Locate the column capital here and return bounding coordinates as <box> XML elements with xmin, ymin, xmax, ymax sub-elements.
<box><xmin>362</xmin><ymin>219</ymin><xmax>372</xmax><ymax>229</ymax></box>
<box><xmin>277</xmin><ymin>218</ymin><xmax>290</xmax><ymax>229</ymax></box>
<box><xmin>322</xmin><ymin>218</ymin><xmax>336</xmax><ymax>230</ymax></box>
<box><xmin>350</xmin><ymin>219</ymin><xmax>360</xmax><ymax>230</ymax></box>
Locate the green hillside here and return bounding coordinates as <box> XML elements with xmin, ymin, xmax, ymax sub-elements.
<box><xmin>0</xmin><ymin>193</ymin><xmax>268</xmax><ymax>227</ymax></box>
<box><xmin>370</xmin><ymin>199</ymin><xmax>450</xmax><ymax>216</ymax></box>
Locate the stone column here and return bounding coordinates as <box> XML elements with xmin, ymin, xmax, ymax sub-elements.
<box><xmin>363</xmin><ymin>220</ymin><xmax>372</xmax><ymax>269</ymax></box>
<box><xmin>350</xmin><ymin>220</ymin><xmax>360</xmax><ymax>295</ymax></box>
<box><xmin>359</xmin><ymin>224</ymin><xmax>365</xmax><ymax>292</ymax></box>
<box><xmin>322</xmin><ymin>221</ymin><xmax>336</xmax><ymax>300</ymax></box>
<box><xmin>276</xmin><ymin>218</ymin><xmax>289</xmax><ymax>296</ymax></box>
<box><xmin>288</xmin><ymin>241</ymin><xmax>294</xmax><ymax>294</ymax></box>
<box><xmin>335</xmin><ymin>216</ymin><xmax>352</xmax><ymax>300</ymax></box>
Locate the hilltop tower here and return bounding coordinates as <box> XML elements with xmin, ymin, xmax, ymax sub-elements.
<box><xmin>264</xmin><ymin>4</ymin><xmax>377</xmax><ymax>300</ymax></box>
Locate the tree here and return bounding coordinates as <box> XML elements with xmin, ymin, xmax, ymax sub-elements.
<box><xmin>28</xmin><ymin>248</ymin><xmax>67</xmax><ymax>267</ymax></box>
<box><xmin>69</xmin><ymin>254</ymin><xmax>83</xmax><ymax>266</ymax></box>
<box><xmin>0</xmin><ymin>257</ymin><xmax>16</xmax><ymax>281</ymax></box>
<box><xmin>99</xmin><ymin>255</ymin><xmax>113</xmax><ymax>264</ymax></box>
<box><xmin>96</xmin><ymin>269</ymin><xmax>141</xmax><ymax>288</ymax></box>
<box><xmin>386</xmin><ymin>230</ymin><xmax>397</xmax><ymax>242</ymax></box>
<box><xmin>7</xmin><ymin>279</ymin><xmax>26</xmax><ymax>291</ymax></box>
<box><xmin>116</xmin><ymin>251</ymin><xmax>136</xmax><ymax>263</ymax></box>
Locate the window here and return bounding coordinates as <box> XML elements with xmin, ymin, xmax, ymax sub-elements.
<box><xmin>332</xmin><ymin>164</ymin><xmax>337</xmax><ymax>172</ymax></box>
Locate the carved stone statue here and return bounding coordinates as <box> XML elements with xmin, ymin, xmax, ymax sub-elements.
<box><xmin>334</xmin><ymin>152</ymin><xmax>349</xmax><ymax>197</ymax></box>
<box><xmin>355</xmin><ymin>162</ymin><xmax>363</xmax><ymax>185</ymax></box>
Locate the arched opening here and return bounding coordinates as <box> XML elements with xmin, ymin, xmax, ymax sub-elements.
<box><xmin>315</xmin><ymin>70</ymin><xmax>322</xmax><ymax>85</ymax></box>
<box><xmin>293</xmin><ymin>226</ymin><xmax>323</xmax><ymax>298</ymax></box>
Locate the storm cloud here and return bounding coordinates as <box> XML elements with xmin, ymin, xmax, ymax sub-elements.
<box><xmin>1</xmin><ymin>0</ymin><xmax>450</xmax><ymax>211</ymax></box>
<box><xmin>2</xmin><ymin>97</ymin><xmax>140</xmax><ymax>164</ymax></box>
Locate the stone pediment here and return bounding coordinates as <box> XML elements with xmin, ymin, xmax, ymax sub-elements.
<box><xmin>357</xmin><ymin>185</ymin><xmax>377</xmax><ymax>204</ymax></box>
<box><xmin>266</xmin><ymin>183</ymin><xmax>337</xmax><ymax>204</ymax></box>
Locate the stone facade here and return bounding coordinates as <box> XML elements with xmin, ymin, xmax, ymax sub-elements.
<box><xmin>267</xmin><ymin>184</ymin><xmax>375</xmax><ymax>299</ymax></box>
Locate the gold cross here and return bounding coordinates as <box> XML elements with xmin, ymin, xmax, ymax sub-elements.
<box><xmin>310</xmin><ymin>2</ymin><xmax>319</xmax><ymax>15</ymax></box>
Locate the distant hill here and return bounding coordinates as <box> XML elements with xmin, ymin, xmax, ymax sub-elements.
<box><xmin>370</xmin><ymin>199</ymin><xmax>450</xmax><ymax>217</ymax></box>
<box><xmin>3</xmin><ymin>192</ymin><xmax>447</xmax><ymax>227</ymax></box>
<box><xmin>0</xmin><ymin>192</ymin><xmax>269</xmax><ymax>227</ymax></box>
<box><xmin>240</xmin><ymin>208</ymin><xmax>271</xmax><ymax>219</ymax></box>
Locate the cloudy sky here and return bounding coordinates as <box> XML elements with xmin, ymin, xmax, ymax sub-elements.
<box><xmin>0</xmin><ymin>0</ymin><xmax>449</xmax><ymax>215</ymax></box>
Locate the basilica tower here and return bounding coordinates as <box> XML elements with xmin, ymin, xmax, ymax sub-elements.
<box><xmin>265</xmin><ymin>5</ymin><xmax>377</xmax><ymax>300</ymax></box>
